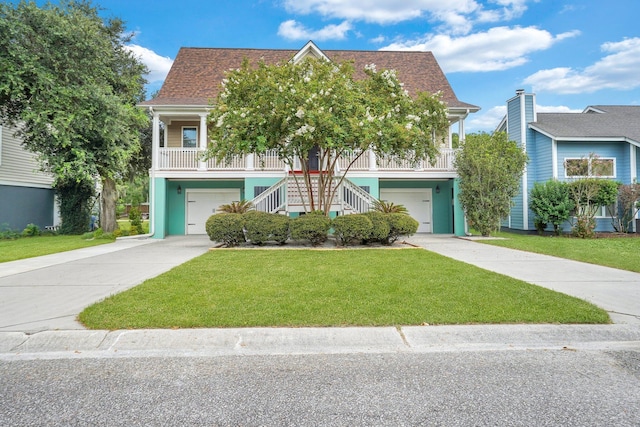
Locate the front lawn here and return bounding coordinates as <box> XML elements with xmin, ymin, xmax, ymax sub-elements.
<box><xmin>0</xmin><ymin>235</ymin><xmax>114</xmax><ymax>263</ymax></box>
<box><xmin>79</xmin><ymin>248</ymin><xmax>609</xmax><ymax>329</ymax></box>
<box><xmin>480</xmin><ymin>232</ymin><xmax>640</xmax><ymax>273</ymax></box>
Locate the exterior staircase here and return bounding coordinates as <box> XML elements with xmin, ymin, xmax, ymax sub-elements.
<box><xmin>251</xmin><ymin>175</ymin><xmax>376</xmax><ymax>215</ymax></box>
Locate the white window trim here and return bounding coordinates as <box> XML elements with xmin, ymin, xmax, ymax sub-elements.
<box><xmin>563</xmin><ymin>157</ymin><xmax>616</xmax><ymax>178</ymax></box>
<box><xmin>181</xmin><ymin>126</ymin><xmax>198</xmax><ymax>148</ymax></box>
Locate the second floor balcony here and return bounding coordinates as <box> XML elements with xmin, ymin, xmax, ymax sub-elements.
<box><xmin>155</xmin><ymin>147</ymin><xmax>458</xmax><ymax>174</ymax></box>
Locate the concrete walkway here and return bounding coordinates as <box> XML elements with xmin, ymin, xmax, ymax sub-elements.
<box><xmin>1</xmin><ymin>234</ymin><xmax>639</xmax><ymax>358</ymax></box>
<box><xmin>405</xmin><ymin>234</ymin><xmax>640</xmax><ymax>324</ymax></box>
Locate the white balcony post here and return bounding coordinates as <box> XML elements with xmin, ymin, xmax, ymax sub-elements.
<box><xmin>458</xmin><ymin>117</ymin><xmax>465</xmax><ymax>144</ymax></box>
<box><xmin>247</xmin><ymin>153</ymin><xmax>255</xmax><ymax>170</ymax></box>
<box><xmin>198</xmin><ymin>113</ymin><xmax>208</xmax><ymax>170</ymax></box>
<box><xmin>368</xmin><ymin>149</ymin><xmax>377</xmax><ymax>171</ymax></box>
<box><xmin>152</xmin><ymin>110</ymin><xmax>160</xmax><ymax>170</ymax></box>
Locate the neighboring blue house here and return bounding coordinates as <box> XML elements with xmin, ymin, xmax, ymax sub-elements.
<box><xmin>497</xmin><ymin>90</ymin><xmax>640</xmax><ymax>233</ymax></box>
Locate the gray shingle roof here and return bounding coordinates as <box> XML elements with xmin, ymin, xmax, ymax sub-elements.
<box><xmin>530</xmin><ymin>106</ymin><xmax>640</xmax><ymax>144</ymax></box>
<box><xmin>140</xmin><ymin>46</ymin><xmax>479</xmax><ymax>111</ymax></box>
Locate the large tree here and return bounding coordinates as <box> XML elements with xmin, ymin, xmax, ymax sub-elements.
<box><xmin>207</xmin><ymin>57</ymin><xmax>449</xmax><ymax>214</ymax></box>
<box><xmin>455</xmin><ymin>132</ymin><xmax>528</xmax><ymax>236</ymax></box>
<box><xmin>0</xmin><ymin>0</ymin><xmax>148</xmax><ymax>233</ymax></box>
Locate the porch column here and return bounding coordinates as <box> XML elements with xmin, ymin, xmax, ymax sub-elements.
<box><xmin>246</xmin><ymin>153</ymin><xmax>255</xmax><ymax>170</ymax></box>
<box><xmin>152</xmin><ymin>110</ymin><xmax>160</xmax><ymax>170</ymax></box>
<box><xmin>453</xmin><ymin>178</ymin><xmax>466</xmax><ymax>236</ymax></box>
<box><xmin>458</xmin><ymin>117</ymin><xmax>465</xmax><ymax>143</ymax></box>
<box><xmin>198</xmin><ymin>113</ymin><xmax>208</xmax><ymax>170</ymax></box>
<box><xmin>368</xmin><ymin>149</ymin><xmax>377</xmax><ymax>171</ymax></box>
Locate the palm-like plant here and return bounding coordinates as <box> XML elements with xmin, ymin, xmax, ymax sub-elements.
<box><xmin>372</xmin><ymin>199</ymin><xmax>409</xmax><ymax>214</ymax></box>
<box><xmin>217</xmin><ymin>200</ymin><xmax>254</xmax><ymax>214</ymax></box>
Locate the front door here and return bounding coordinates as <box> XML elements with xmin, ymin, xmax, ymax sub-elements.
<box><xmin>307</xmin><ymin>145</ymin><xmax>320</xmax><ymax>171</ymax></box>
<box><xmin>186</xmin><ymin>189</ymin><xmax>241</xmax><ymax>234</ymax></box>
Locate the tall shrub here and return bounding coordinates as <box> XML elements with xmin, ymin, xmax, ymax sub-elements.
<box><xmin>454</xmin><ymin>132</ymin><xmax>528</xmax><ymax>236</ymax></box>
<box><xmin>529</xmin><ymin>180</ymin><xmax>572</xmax><ymax>235</ymax></box>
<box><xmin>55</xmin><ymin>178</ymin><xmax>95</xmax><ymax>234</ymax></box>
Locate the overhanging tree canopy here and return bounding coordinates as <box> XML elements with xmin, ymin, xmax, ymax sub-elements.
<box><xmin>207</xmin><ymin>57</ymin><xmax>449</xmax><ymax>214</ymax></box>
<box><xmin>0</xmin><ymin>0</ymin><xmax>148</xmax><ymax>233</ymax></box>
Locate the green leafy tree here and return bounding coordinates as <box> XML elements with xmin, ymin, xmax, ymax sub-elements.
<box><xmin>0</xmin><ymin>1</ymin><xmax>148</xmax><ymax>233</ymax></box>
<box><xmin>208</xmin><ymin>58</ymin><xmax>449</xmax><ymax>215</ymax></box>
<box><xmin>529</xmin><ymin>180</ymin><xmax>573</xmax><ymax>235</ymax></box>
<box><xmin>455</xmin><ymin>132</ymin><xmax>528</xmax><ymax>236</ymax></box>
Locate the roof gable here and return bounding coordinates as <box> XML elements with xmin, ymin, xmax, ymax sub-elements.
<box><xmin>141</xmin><ymin>43</ymin><xmax>478</xmax><ymax>111</ymax></box>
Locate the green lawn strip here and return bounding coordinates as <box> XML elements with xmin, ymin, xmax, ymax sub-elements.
<box><xmin>79</xmin><ymin>248</ymin><xmax>609</xmax><ymax>329</ymax></box>
<box><xmin>0</xmin><ymin>235</ymin><xmax>113</xmax><ymax>263</ymax></box>
<box><xmin>480</xmin><ymin>232</ymin><xmax>640</xmax><ymax>273</ymax></box>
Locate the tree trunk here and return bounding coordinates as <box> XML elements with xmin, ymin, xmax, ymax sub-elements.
<box><xmin>101</xmin><ymin>177</ymin><xmax>119</xmax><ymax>233</ymax></box>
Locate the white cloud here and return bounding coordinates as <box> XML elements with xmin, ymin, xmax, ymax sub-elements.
<box><xmin>467</xmin><ymin>103</ymin><xmax>582</xmax><ymax>133</ymax></box>
<box><xmin>381</xmin><ymin>26</ymin><xmax>579</xmax><ymax>72</ymax></box>
<box><xmin>523</xmin><ymin>37</ymin><xmax>640</xmax><ymax>94</ymax></box>
<box><xmin>125</xmin><ymin>44</ymin><xmax>173</xmax><ymax>83</ymax></box>
<box><xmin>278</xmin><ymin>19</ymin><xmax>353</xmax><ymax>41</ymax></box>
<box><xmin>467</xmin><ymin>105</ymin><xmax>506</xmax><ymax>132</ymax></box>
<box><xmin>370</xmin><ymin>35</ymin><xmax>387</xmax><ymax>44</ymax></box>
<box><xmin>282</xmin><ymin>0</ymin><xmax>532</xmax><ymax>34</ymax></box>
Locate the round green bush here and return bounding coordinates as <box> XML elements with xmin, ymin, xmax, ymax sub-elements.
<box><xmin>384</xmin><ymin>213</ymin><xmax>419</xmax><ymax>244</ymax></box>
<box><xmin>362</xmin><ymin>211</ymin><xmax>391</xmax><ymax>243</ymax></box>
<box><xmin>205</xmin><ymin>213</ymin><xmax>246</xmax><ymax>246</ymax></box>
<box><xmin>243</xmin><ymin>211</ymin><xmax>290</xmax><ymax>245</ymax></box>
<box><xmin>332</xmin><ymin>214</ymin><xmax>373</xmax><ymax>246</ymax></box>
<box><xmin>290</xmin><ymin>212</ymin><xmax>331</xmax><ymax>246</ymax></box>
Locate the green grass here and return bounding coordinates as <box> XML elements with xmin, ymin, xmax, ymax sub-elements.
<box><xmin>79</xmin><ymin>248</ymin><xmax>610</xmax><ymax>329</ymax></box>
<box><xmin>479</xmin><ymin>231</ymin><xmax>640</xmax><ymax>273</ymax></box>
<box><xmin>0</xmin><ymin>235</ymin><xmax>114</xmax><ymax>263</ymax></box>
<box><xmin>116</xmin><ymin>219</ymin><xmax>149</xmax><ymax>234</ymax></box>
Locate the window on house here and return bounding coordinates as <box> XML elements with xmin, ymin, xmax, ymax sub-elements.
<box><xmin>182</xmin><ymin>127</ymin><xmax>198</xmax><ymax>148</ymax></box>
<box><xmin>564</xmin><ymin>157</ymin><xmax>615</xmax><ymax>178</ymax></box>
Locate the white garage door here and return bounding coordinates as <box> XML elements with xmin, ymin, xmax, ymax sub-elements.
<box><xmin>379</xmin><ymin>188</ymin><xmax>432</xmax><ymax>233</ymax></box>
<box><xmin>186</xmin><ymin>189</ymin><xmax>241</xmax><ymax>235</ymax></box>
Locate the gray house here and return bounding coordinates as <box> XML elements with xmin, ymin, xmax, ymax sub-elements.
<box><xmin>0</xmin><ymin>123</ymin><xmax>57</xmax><ymax>231</ymax></box>
<box><xmin>498</xmin><ymin>90</ymin><xmax>640</xmax><ymax>232</ymax></box>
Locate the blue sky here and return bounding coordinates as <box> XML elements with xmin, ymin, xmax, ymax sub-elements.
<box><xmin>24</xmin><ymin>0</ymin><xmax>640</xmax><ymax>132</ymax></box>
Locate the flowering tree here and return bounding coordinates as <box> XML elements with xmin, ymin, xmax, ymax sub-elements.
<box><xmin>207</xmin><ymin>57</ymin><xmax>448</xmax><ymax>214</ymax></box>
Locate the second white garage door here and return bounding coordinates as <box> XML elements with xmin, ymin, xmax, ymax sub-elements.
<box><xmin>379</xmin><ymin>188</ymin><xmax>432</xmax><ymax>233</ymax></box>
<box><xmin>186</xmin><ymin>189</ymin><xmax>241</xmax><ymax>235</ymax></box>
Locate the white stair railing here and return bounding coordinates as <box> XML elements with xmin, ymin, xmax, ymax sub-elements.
<box><xmin>252</xmin><ymin>177</ymin><xmax>288</xmax><ymax>213</ymax></box>
<box><xmin>340</xmin><ymin>178</ymin><xmax>376</xmax><ymax>214</ymax></box>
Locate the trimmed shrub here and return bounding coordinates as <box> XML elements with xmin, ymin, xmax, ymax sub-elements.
<box><xmin>332</xmin><ymin>214</ymin><xmax>373</xmax><ymax>246</ymax></box>
<box><xmin>129</xmin><ymin>207</ymin><xmax>143</xmax><ymax>229</ymax></box>
<box><xmin>384</xmin><ymin>213</ymin><xmax>419</xmax><ymax>244</ymax></box>
<box><xmin>243</xmin><ymin>211</ymin><xmax>290</xmax><ymax>245</ymax></box>
<box><xmin>290</xmin><ymin>211</ymin><xmax>331</xmax><ymax>246</ymax></box>
<box><xmin>206</xmin><ymin>213</ymin><xmax>246</xmax><ymax>246</ymax></box>
<box><xmin>363</xmin><ymin>211</ymin><xmax>391</xmax><ymax>243</ymax></box>
<box><xmin>529</xmin><ymin>180</ymin><xmax>572</xmax><ymax>235</ymax></box>
<box><xmin>22</xmin><ymin>223</ymin><xmax>41</xmax><ymax>237</ymax></box>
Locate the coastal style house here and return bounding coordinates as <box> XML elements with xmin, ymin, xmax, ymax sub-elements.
<box><xmin>140</xmin><ymin>41</ymin><xmax>479</xmax><ymax>238</ymax></box>
<box><xmin>0</xmin><ymin>123</ymin><xmax>57</xmax><ymax>231</ymax></box>
<box><xmin>498</xmin><ymin>90</ymin><xmax>640</xmax><ymax>233</ymax></box>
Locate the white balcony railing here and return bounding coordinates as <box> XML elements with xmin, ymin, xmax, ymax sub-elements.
<box><xmin>156</xmin><ymin>148</ymin><xmax>457</xmax><ymax>172</ymax></box>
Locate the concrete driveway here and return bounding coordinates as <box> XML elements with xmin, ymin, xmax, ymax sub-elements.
<box><xmin>0</xmin><ymin>236</ymin><xmax>212</xmax><ymax>332</ymax></box>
